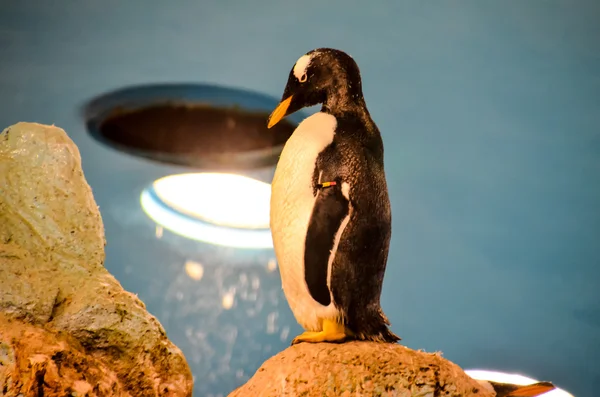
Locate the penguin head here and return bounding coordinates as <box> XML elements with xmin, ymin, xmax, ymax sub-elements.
<box><xmin>267</xmin><ymin>48</ymin><xmax>364</xmax><ymax>128</ymax></box>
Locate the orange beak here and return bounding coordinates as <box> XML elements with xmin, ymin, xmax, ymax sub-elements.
<box><xmin>267</xmin><ymin>96</ymin><xmax>293</xmax><ymax>129</ymax></box>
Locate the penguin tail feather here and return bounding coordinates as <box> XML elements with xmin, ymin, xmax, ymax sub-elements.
<box><xmin>350</xmin><ymin>308</ymin><xmax>401</xmax><ymax>343</ymax></box>
<box><xmin>367</xmin><ymin>327</ymin><xmax>401</xmax><ymax>343</ymax></box>
<box><xmin>490</xmin><ymin>381</ymin><xmax>556</xmax><ymax>397</ymax></box>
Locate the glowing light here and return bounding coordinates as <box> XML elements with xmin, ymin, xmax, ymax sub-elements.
<box><xmin>140</xmin><ymin>173</ymin><xmax>274</xmax><ymax>249</ymax></box>
<box><xmin>280</xmin><ymin>326</ymin><xmax>290</xmax><ymax>341</ymax></box>
<box><xmin>267</xmin><ymin>258</ymin><xmax>278</xmax><ymax>272</ymax></box>
<box><xmin>222</xmin><ymin>291</ymin><xmax>235</xmax><ymax>309</ymax></box>
<box><xmin>266</xmin><ymin>311</ymin><xmax>278</xmax><ymax>334</ymax></box>
<box><xmin>185</xmin><ymin>260</ymin><xmax>204</xmax><ymax>281</ymax></box>
<box><xmin>154</xmin><ymin>173</ymin><xmax>271</xmax><ymax>229</ymax></box>
<box><xmin>465</xmin><ymin>369</ymin><xmax>573</xmax><ymax>397</ymax></box>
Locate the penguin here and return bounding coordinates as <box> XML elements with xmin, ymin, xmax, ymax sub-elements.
<box><xmin>267</xmin><ymin>48</ymin><xmax>400</xmax><ymax>345</ymax></box>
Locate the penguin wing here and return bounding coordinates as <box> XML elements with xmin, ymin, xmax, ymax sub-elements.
<box><xmin>304</xmin><ymin>177</ymin><xmax>350</xmax><ymax>307</ymax></box>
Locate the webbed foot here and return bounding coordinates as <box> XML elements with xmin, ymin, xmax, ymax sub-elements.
<box><xmin>290</xmin><ymin>319</ymin><xmax>353</xmax><ymax>345</ymax></box>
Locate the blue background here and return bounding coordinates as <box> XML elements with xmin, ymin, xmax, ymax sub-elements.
<box><xmin>1</xmin><ymin>1</ymin><xmax>598</xmax><ymax>396</ymax></box>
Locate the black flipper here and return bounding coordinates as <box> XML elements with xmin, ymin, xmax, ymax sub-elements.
<box><xmin>304</xmin><ymin>178</ymin><xmax>349</xmax><ymax>306</ymax></box>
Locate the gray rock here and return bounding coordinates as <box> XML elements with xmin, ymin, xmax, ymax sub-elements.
<box><xmin>0</xmin><ymin>122</ymin><xmax>193</xmax><ymax>396</ymax></box>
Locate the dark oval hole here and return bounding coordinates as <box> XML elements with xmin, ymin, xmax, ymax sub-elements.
<box><xmin>83</xmin><ymin>84</ymin><xmax>304</xmax><ymax>170</ymax></box>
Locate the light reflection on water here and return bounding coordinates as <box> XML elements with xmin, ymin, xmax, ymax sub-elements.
<box><xmin>156</xmin><ymin>243</ymin><xmax>293</xmax><ymax>394</ymax></box>
<box><xmin>180</xmin><ymin>248</ymin><xmax>299</xmax><ymax>394</ymax></box>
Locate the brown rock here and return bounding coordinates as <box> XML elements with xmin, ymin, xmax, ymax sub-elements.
<box><xmin>228</xmin><ymin>341</ymin><xmax>496</xmax><ymax>397</ymax></box>
<box><xmin>0</xmin><ymin>312</ymin><xmax>123</xmax><ymax>396</ymax></box>
<box><xmin>0</xmin><ymin>122</ymin><xmax>193</xmax><ymax>396</ymax></box>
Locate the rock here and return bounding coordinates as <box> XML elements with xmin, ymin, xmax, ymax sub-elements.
<box><xmin>0</xmin><ymin>122</ymin><xmax>193</xmax><ymax>396</ymax></box>
<box><xmin>228</xmin><ymin>341</ymin><xmax>495</xmax><ymax>397</ymax></box>
<box><xmin>0</xmin><ymin>312</ymin><xmax>123</xmax><ymax>396</ymax></box>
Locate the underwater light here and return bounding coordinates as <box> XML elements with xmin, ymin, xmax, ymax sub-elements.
<box><xmin>140</xmin><ymin>173</ymin><xmax>273</xmax><ymax>249</ymax></box>
<box><xmin>465</xmin><ymin>369</ymin><xmax>573</xmax><ymax>397</ymax></box>
<box><xmin>184</xmin><ymin>260</ymin><xmax>205</xmax><ymax>281</ymax></box>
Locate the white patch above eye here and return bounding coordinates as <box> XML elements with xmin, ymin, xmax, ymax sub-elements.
<box><xmin>293</xmin><ymin>54</ymin><xmax>313</xmax><ymax>82</ymax></box>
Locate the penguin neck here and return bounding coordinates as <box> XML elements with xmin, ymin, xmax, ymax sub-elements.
<box><xmin>321</xmin><ymin>88</ymin><xmax>374</xmax><ymax>131</ymax></box>
<box><xmin>320</xmin><ymin>85</ymin><xmax>384</xmax><ymax>159</ymax></box>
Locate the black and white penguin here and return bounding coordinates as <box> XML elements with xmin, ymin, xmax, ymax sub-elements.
<box><xmin>267</xmin><ymin>48</ymin><xmax>400</xmax><ymax>345</ymax></box>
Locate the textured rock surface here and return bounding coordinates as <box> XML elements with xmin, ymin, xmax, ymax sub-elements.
<box><xmin>0</xmin><ymin>312</ymin><xmax>123</xmax><ymax>396</ymax></box>
<box><xmin>228</xmin><ymin>341</ymin><xmax>496</xmax><ymax>397</ymax></box>
<box><xmin>0</xmin><ymin>122</ymin><xmax>193</xmax><ymax>396</ymax></box>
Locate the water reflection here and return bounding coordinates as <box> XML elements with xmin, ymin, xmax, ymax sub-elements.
<box><xmin>157</xmin><ymin>249</ymin><xmax>293</xmax><ymax>395</ymax></box>
<box><xmin>143</xmin><ymin>221</ymin><xmax>300</xmax><ymax>395</ymax></box>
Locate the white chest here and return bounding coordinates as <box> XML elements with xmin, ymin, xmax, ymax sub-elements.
<box><xmin>269</xmin><ymin>112</ymin><xmax>340</xmax><ymax>330</ymax></box>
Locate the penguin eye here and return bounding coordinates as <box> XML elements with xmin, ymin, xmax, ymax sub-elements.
<box><xmin>299</xmin><ymin>73</ymin><xmax>307</xmax><ymax>83</ymax></box>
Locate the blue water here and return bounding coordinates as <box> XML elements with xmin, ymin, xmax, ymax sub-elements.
<box><xmin>1</xmin><ymin>1</ymin><xmax>599</xmax><ymax>396</ymax></box>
